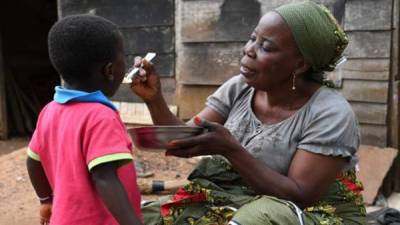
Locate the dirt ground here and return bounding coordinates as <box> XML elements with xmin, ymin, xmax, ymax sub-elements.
<box><xmin>0</xmin><ymin>137</ymin><xmax>197</xmax><ymax>225</ymax></box>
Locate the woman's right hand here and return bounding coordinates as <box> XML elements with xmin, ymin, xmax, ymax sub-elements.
<box><xmin>129</xmin><ymin>56</ymin><xmax>162</xmax><ymax>103</ymax></box>
<box><xmin>165</xmin><ymin>117</ymin><xmax>243</xmax><ymax>158</ymax></box>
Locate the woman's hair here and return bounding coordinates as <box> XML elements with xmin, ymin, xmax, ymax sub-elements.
<box><xmin>48</xmin><ymin>14</ymin><xmax>121</xmax><ymax>84</ymax></box>
<box><xmin>275</xmin><ymin>1</ymin><xmax>348</xmax><ymax>85</ymax></box>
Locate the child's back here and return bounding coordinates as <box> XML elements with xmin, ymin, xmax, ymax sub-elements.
<box><xmin>30</xmin><ymin>101</ymin><xmax>141</xmax><ymax>224</ymax></box>
<box><xmin>27</xmin><ymin>15</ymin><xmax>142</xmax><ymax>225</ymax></box>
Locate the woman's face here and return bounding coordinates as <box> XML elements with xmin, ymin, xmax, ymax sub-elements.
<box><xmin>240</xmin><ymin>12</ymin><xmax>303</xmax><ymax>91</ymax></box>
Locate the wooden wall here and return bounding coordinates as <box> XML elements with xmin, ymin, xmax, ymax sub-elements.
<box><xmin>176</xmin><ymin>0</ymin><xmax>261</xmax><ymax>119</ymax></box>
<box><xmin>55</xmin><ymin>0</ymin><xmax>397</xmax><ymax>149</ymax></box>
<box><xmin>175</xmin><ymin>0</ymin><xmax>345</xmax><ymax>119</ymax></box>
<box><xmin>175</xmin><ymin>0</ymin><xmax>397</xmax><ymax>149</ymax></box>
<box><xmin>337</xmin><ymin>0</ymin><xmax>393</xmax><ymax>147</ymax></box>
<box><xmin>58</xmin><ymin>0</ymin><xmax>176</xmax><ymax>105</ymax></box>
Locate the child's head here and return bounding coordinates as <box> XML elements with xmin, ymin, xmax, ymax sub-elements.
<box><xmin>48</xmin><ymin>14</ymin><xmax>125</xmax><ymax>97</ymax></box>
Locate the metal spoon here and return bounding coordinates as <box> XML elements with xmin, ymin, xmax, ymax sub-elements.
<box><xmin>122</xmin><ymin>52</ymin><xmax>156</xmax><ymax>84</ymax></box>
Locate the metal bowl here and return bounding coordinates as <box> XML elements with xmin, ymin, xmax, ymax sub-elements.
<box><xmin>128</xmin><ymin>125</ymin><xmax>204</xmax><ymax>151</ymax></box>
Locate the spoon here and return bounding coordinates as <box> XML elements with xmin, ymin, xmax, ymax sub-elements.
<box><xmin>122</xmin><ymin>52</ymin><xmax>156</xmax><ymax>84</ymax></box>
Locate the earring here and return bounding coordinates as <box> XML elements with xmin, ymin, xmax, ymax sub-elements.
<box><xmin>292</xmin><ymin>73</ymin><xmax>296</xmax><ymax>90</ymax></box>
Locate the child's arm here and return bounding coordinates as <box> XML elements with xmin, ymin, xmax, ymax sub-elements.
<box><xmin>26</xmin><ymin>157</ymin><xmax>53</xmax><ymax>201</ymax></box>
<box><xmin>90</xmin><ymin>162</ymin><xmax>142</xmax><ymax>225</ymax></box>
<box><xmin>26</xmin><ymin>157</ymin><xmax>53</xmax><ymax>225</ymax></box>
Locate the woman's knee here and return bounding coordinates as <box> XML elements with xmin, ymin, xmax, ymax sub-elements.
<box><xmin>230</xmin><ymin>196</ymin><xmax>304</xmax><ymax>225</ymax></box>
<box><xmin>141</xmin><ymin>201</ymin><xmax>163</xmax><ymax>225</ymax></box>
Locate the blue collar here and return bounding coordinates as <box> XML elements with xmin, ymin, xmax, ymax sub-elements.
<box><xmin>53</xmin><ymin>86</ymin><xmax>117</xmax><ymax>111</ymax></box>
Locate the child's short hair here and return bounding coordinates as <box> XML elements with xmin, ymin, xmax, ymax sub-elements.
<box><xmin>48</xmin><ymin>14</ymin><xmax>121</xmax><ymax>84</ymax></box>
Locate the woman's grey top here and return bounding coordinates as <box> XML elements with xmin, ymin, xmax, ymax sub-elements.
<box><xmin>206</xmin><ymin>75</ymin><xmax>360</xmax><ymax>175</ymax></box>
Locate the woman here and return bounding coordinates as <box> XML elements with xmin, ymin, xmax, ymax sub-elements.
<box><xmin>131</xmin><ymin>1</ymin><xmax>366</xmax><ymax>225</ymax></box>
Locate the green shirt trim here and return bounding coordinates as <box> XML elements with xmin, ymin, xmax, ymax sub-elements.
<box><xmin>88</xmin><ymin>153</ymin><xmax>133</xmax><ymax>171</ymax></box>
<box><xmin>27</xmin><ymin>148</ymin><xmax>40</xmax><ymax>161</ymax></box>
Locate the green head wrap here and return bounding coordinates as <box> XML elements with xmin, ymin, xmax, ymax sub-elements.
<box><xmin>275</xmin><ymin>1</ymin><xmax>348</xmax><ymax>84</ymax></box>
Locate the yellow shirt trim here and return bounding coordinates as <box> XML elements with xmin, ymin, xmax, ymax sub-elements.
<box><xmin>88</xmin><ymin>153</ymin><xmax>133</xmax><ymax>171</ymax></box>
<box><xmin>27</xmin><ymin>148</ymin><xmax>40</xmax><ymax>161</ymax></box>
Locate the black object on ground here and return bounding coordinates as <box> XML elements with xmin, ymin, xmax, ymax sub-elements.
<box><xmin>367</xmin><ymin>207</ymin><xmax>400</xmax><ymax>225</ymax></box>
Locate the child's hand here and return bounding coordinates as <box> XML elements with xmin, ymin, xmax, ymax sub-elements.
<box><xmin>130</xmin><ymin>56</ymin><xmax>162</xmax><ymax>103</ymax></box>
<box><xmin>39</xmin><ymin>203</ymin><xmax>52</xmax><ymax>225</ymax></box>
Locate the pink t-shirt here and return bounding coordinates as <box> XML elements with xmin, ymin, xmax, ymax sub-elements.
<box><xmin>28</xmin><ymin>101</ymin><xmax>142</xmax><ymax>225</ymax></box>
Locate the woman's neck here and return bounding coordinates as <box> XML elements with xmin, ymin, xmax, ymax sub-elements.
<box><xmin>252</xmin><ymin>80</ymin><xmax>322</xmax><ymax>125</ymax></box>
<box><xmin>259</xmin><ymin>80</ymin><xmax>321</xmax><ymax>109</ymax></box>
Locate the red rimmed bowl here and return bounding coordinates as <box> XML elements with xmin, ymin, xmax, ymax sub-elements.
<box><xmin>128</xmin><ymin>125</ymin><xmax>205</xmax><ymax>151</ymax></box>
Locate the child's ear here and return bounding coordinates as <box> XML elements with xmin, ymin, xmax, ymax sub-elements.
<box><xmin>103</xmin><ymin>62</ymin><xmax>114</xmax><ymax>81</ymax></box>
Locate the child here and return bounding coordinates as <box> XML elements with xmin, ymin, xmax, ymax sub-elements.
<box><xmin>26</xmin><ymin>14</ymin><xmax>142</xmax><ymax>225</ymax></box>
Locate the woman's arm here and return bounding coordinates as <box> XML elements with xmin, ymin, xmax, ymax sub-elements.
<box><xmin>225</xmin><ymin>146</ymin><xmax>346</xmax><ymax>208</ymax></box>
<box><xmin>90</xmin><ymin>162</ymin><xmax>142</xmax><ymax>225</ymax></box>
<box><xmin>165</xmin><ymin>118</ymin><xmax>346</xmax><ymax>208</ymax></box>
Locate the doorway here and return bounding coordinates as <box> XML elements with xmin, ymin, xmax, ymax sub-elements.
<box><xmin>0</xmin><ymin>0</ymin><xmax>59</xmax><ymax>139</ymax></box>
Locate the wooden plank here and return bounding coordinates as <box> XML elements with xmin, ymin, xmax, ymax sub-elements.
<box><xmin>319</xmin><ymin>0</ymin><xmax>345</xmax><ymax>24</ymax></box>
<box><xmin>257</xmin><ymin>0</ymin><xmax>344</xmax><ymax>21</ymax></box>
<box><xmin>326</xmin><ymin>58</ymin><xmax>391</xmax><ymax>87</ymax></box>
<box><xmin>176</xmin><ymin>84</ymin><xmax>219</xmax><ymax>119</ymax></box>
<box><xmin>359</xmin><ymin>124</ymin><xmax>387</xmax><ymax>147</ymax></box>
<box><xmin>349</xmin><ymin>102</ymin><xmax>387</xmax><ymax>125</ymax></box>
<box><xmin>159</xmin><ymin>78</ymin><xmax>177</xmax><ymax>105</ymax></box>
<box><xmin>340</xmin><ymin>80</ymin><xmax>388</xmax><ymax>103</ymax></box>
<box><xmin>59</xmin><ymin>0</ymin><xmax>174</xmax><ymax>27</ymax></box>
<box><xmin>112</xmin><ymin>78</ymin><xmax>176</xmax><ymax>104</ymax></box>
<box><xmin>126</xmin><ymin>53</ymin><xmax>175</xmax><ymax>77</ymax></box>
<box><xmin>121</xmin><ymin>27</ymin><xmax>174</xmax><ymax>55</ymax></box>
<box><xmin>389</xmin><ymin>0</ymin><xmax>399</xmax><ymax>149</ymax></box>
<box><xmin>344</xmin><ymin>0</ymin><xmax>392</xmax><ymax>31</ymax></box>
<box><xmin>181</xmin><ymin>0</ymin><xmax>261</xmax><ymax>42</ymax></box>
<box><xmin>112</xmin><ymin>101</ymin><xmax>177</xmax><ymax>125</ymax></box>
<box><xmin>0</xmin><ymin>35</ymin><xmax>7</xmax><ymax>139</ymax></box>
<box><xmin>341</xmin><ymin>58</ymin><xmax>390</xmax><ymax>73</ymax></box>
<box><xmin>389</xmin><ymin>81</ymin><xmax>399</xmax><ymax>147</ymax></box>
<box><xmin>177</xmin><ymin>43</ymin><xmax>243</xmax><ymax>85</ymax></box>
<box><xmin>341</xmin><ymin>59</ymin><xmax>390</xmax><ymax>81</ymax></box>
<box><xmin>345</xmin><ymin>31</ymin><xmax>391</xmax><ymax>58</ymax></box>
<box><xmin>257</xmin><ymin>0</ymin><xmax>308</xmax><ymax>14</ymax></box>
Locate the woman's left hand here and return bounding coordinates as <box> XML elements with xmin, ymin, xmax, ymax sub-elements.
<box><xmin>165</xmin><ymin>117</ymin><xmax>242</xmax><ymax>158</ymax></box>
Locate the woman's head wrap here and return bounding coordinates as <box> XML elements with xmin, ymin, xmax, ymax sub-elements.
<box><xmin>275</xmin><ymin>1</ymin><xmax>348</xmax><ymax>84</ymax></box>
